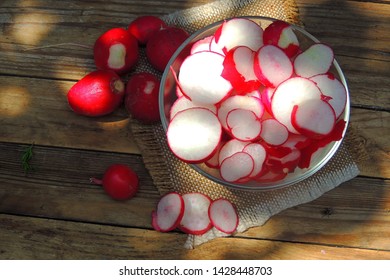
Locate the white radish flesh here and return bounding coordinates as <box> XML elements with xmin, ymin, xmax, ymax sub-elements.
<box><xmin>151</xmin><ymin>192</ymin><xmax>184</xmax><ymax>232</ymax></box>
<box><xmin>220</xmin><ymin>151</ymin><xmax>254</xmax><ymax>182</ymax></box>
<box><xmin>243</xmin><ymin>143</ymin><xmax>267</xmax><ymax>177</ymax></box>
<box><xmin>294</xmin><ymin>43</ymin><xmax>334</xmax><ymax>78</ymax></box>
<box><xmin>226</xmin><ymin>109</ymin><xmax>262</xmax><ymax>142</ymax></box>
<box><xmin>218</xmin><ymin>138</ymin><xmax>248</xmax><ymax>165</ymax></box>
<box><xmin>263</xmin><ymin>20</ymin><xmax>299</xmax><ymax>58</ymax></box>
<box><xmin>170</xmin><ymin>96</ymin><xmax>217</xmax><ymax>120</ymax></box>
<box><xmin>167</xmin><ymin>108</ymin><xmax>222</xmax><ymax>163</ymax></box>
<box><xmin>179</xmin><ymin>193</ymin><xmax>212</xmax><ymax>235</ymax></box>
<box><xmin>260</xmin><ymin>118</ymin><xmax>289</xmax><ymax>146</ymax></box>
<box><xmin>209</xmin><ymin>198</ymin><xmax>239</xmax><ymax>234</ymax></box>
<box><xmin>190</xmin><ymin>35</ymin><xmax>213</xmax><ymax>54</ymax></box>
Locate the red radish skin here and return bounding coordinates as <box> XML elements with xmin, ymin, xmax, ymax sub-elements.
<box><xmin>179</xmin><ymin>193</ymin><xmax>213</xmax><ymax>235</ymax></box>
<box><xmin>261</xmin><ymin>87</ymin><xmax>275</xmax><ymax>115</ymax></box>
<box><xmin>208</xmin><ymin>198</ymin><xmax>239</xmax><ymax>234</ymax></box>
<box><xmin>294</xmin><ymin>43</ymin><xmax>334</xmax><ymax>78</ymax></box>
<box><xmin>94</xmin><ymin>27</ymin><xmax>139</xmax><ymax>75</ymax></box>
<box><xmin>146</xmin><ymin>27</ymin><xmax>189</xmax><ymax>72</ymax></box>
<box><xmin>263</xmin><ymin>20</ymin><xmax>299</xmax><ymax>58</ymax></box>
<box><xmin>220</xmin><ymin>151</ymin><xmax>254</xmax><ymax>182</ymax></box>
<box><xmin>67</xmin><ymin>70</ymin><xmax>125</xmax><ymax>117</ymax></box>
<box><xmin>90</xmin><ymin>164</ymin><xmax>139</xmax><ymax>200</ymax></box>
<box><xmin>151</xmin><ymin>192</ymin><xmax>184</xmax><ymax>232</ymax></box>
<box><xmin>125</xmin><ymin>72</ymin><xmax>161</xmax><ymax>124</ymax></box>
<box><xmin>128</xmin><ymin>16</ymin><xmax>167</xmax><ymax>45</ymax></box>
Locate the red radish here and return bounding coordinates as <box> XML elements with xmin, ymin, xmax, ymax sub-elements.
<box><xmin>151</xmin><ymin>192</ymin><xmax>184</xmax><ymax>232</ymax></box>
<box><xmin>294</xmin><ymin>43</ymin><xmax>334</xmax><ymax>78</ymax></box>
<box><xmin>169</xmin><ymin>95</ymin><xmax>217</xmax><ymax>120</ymax></box>
<box><xmin>67</xmin><ymin>70</ymin><xmax>125</xmax><ymax>117</ymax></box>
<box><xmin>310</xmin><ymin>73</ymin><xmax>347</xmax><ymax>119</ymax></box>
<box><xmin>128</xmin><ymin>15</ymin><xmax>167</xmax><ymax>45</ymax></box>
<box><xmin>218</xmin><ymin>138</ymin><xmax>248</xmax><ymax>165</ymax></box>
<box><xmin>263</xmin><ymin>20</ymin><xmax>299</xmax><ymax>58</ymax></box>
<box><xmin>94</xmin><ymin>27</ymin><xmax>139</xmax><ymax>75</ymax></box>
<box><xmin>125</xmin><ymin>72</ymin><xmax>161</xmax><ymax>124</ymax></box>
<box><xmin>190</xmin><ymin>35</ymin><xmax>213</xmax><ymax>54</ymax></box>
<box><xmin>271</xmin><ymin>77</ymin><xmax>322</xmax><ymax>133</ymax></box>
<box><xmin>222</xmin><ymin>46</ymin><xmax>261</xmax><ymax>94</ymax></box>
<box><xmin>291</xmin><ymin>99</ymin><xmax>336</xmax><ymax>139</ymax></box>
<box><xmin>242</xmin><ymin>143</ymin><xmax>267</xmax><ymax>177</ymax></box>
<box><xmin>226</xmin><ymin>109</ymin><xmax>262</xmax><ymax>142</ymax></box>
<box><xmin>90</xmin><ymin>164</ymin><xmax>139</xmax><ymax>200</ymax></box>
<box><xmin>210</xmin><ymin>18</ymin><xmax>263</xmax><ymax>55</ymax></box>
<box><xmin>179</xmin><ymin>193</ymin><xmax>213</xmax><ymax>235</ymax></box>
<box><xmin>220</xmin><ymin>151</ymin><xmax>254</xmax><ymax>182</ymax></box>
<box><xmin>260</xmin><ymin>118</ymin><xmax>289</xmax><ymax>146</ymax></box>
<box><xmin>178</xmin><ymin>51</ymin><xmax>233</xmax><ymax>105</ymax></box>
<box><xmin>254</xmin><ymin>44</ymin><xmax>293</xmax><ymax>88</ymax></box>
<box><xmin>146</xmin><ymin>27</ymin><xmax>189</xmax><ymax>72</ymax></box>
<box><xmin>217</xmin><ymin>95</ymin><xmax>264</xmax><ymax>130</ymax></box>
<box><xmin>208</xmin><ymin>198</ymin><xmax>239</xmax><ymax>234</ymax></box>
<box><xmin>167</xmin><ymin>108</ymin><xmax>222</xmax><ymax>163</ymax></box>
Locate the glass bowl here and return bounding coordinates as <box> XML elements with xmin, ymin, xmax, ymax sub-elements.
<box><xmin>159</xmin><ymin>16</ymin><xmax>350</xmax><ymax>191</ymax></box>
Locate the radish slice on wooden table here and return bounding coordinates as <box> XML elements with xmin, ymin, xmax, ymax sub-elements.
<box><xmin>226</xmin><ymin>109</ymin><xmax>262</xmax><ymax>142</ymax></box>
<box><xmin>242</xmin><ymin>143</ymin><xmax>267</xmax><ymax>177</ymax></box>
<box><xmin>167</xmin><ymin>108</ymin><xmax>222</xmax><ymax>163</ymax></box>
<box><xmin>260</xmin><ymin>118</ymin><xmax>289</xmax><ymax>146</ymax></box>
<box><xmin>254</xmin><ymin>44</ymin><xmax>293</xmax><ymax>88</ymax></box>
<box><xmin>220</xmin><ymin>151</ymin><xmax>254</xmax><ymax>182</ymax></box>
<box><xmin>209</xmin><ymin>198</ymin><xmax>239</xmax><ymax>234</ymax></box>
<box><xmin>210</xmin><ymin>18</ymin><xmax>264</xmax><ymax>55</ymax></box>
<box><xmin>179</xmin><ymin>193</ymin><xmax>213</xmax><ymax>235</ymax></box>
<box><xmin>291</xmin><ymin>99</ymin><xmax>336</xmax><ymax>139</ymax></box>
<box><xmin>178</xmin><ymin>51</ymin><xmax>233</xmax><ymax>104</ymax></box>
<box><xmin>294</xmin><ymin>43</ymin><xmax>334</xmax><ymax>78</ymax></box>
<box><xmin>152</xmin><ymin>192</ymin><xmax>184</xmax><ymax>232</ymax></box>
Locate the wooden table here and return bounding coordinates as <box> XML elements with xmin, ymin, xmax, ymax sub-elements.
<box><xmin>0</xmin><ymin>0</ymin><xmax>389</xmax><ymax>260</ymax></box>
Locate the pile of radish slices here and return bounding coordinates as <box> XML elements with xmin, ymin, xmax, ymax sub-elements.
<box><xmin>166</xmin><ymin>18</ymin><xmax>348</xmax><ymax>184</ymax></box>
<box><xmin>152</xmin><ymin>192</ymin><xmax>239</xmax><ymax>235</ymax></box>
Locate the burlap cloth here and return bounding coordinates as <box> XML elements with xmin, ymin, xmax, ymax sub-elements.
<box><xmin>129</xmin><ymin>0</ymin><xmax>362</xmax><ymax>249</ymax></box>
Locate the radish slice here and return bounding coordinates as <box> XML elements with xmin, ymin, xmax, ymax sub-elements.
<box><xmin>255</xmin><ymin>167</ymin><xmax>288</xmax><ymax>182</ymax></box>
<box><xmin>190</xmin><ymin>35</ymin><xmax>213</xmax><ymax>54</ymax></box>
<box><xmin>247</xmin><ymin>89</ymin><xmax>262</xmax><ymax>99</ymax></box>
<box><xmin>243</xmin><ymin>143</ymin><xmax>267</xmax><ymax>177</ymax></box>
<box><xmin>178</xmin><ymin>51</ymin><xmax>233</xmax><ymax>104</ymax></box>
<box><xmin>170</xmin><ymin>96</ymin><xmax>217</xmax><ymax>120</ymax></box>
<box><xmin>291</xmin><ymin>99</ymin><xmax>336</xmax><ymax>139</ymax></box>
<box><xmin>167</xmin><ymin>108</ymin><xmax>222</xmax><ymax>163</ymax></box>
<box><xmin>210</xmin><ymin>18</ymin><xmax>263</xmax><ymax>55</ymax></box>
<box><xmin>218</xmin><ymin>138</ymin><xmax>248</xmax><ymax>165</ymax></box>
<box><xmin>310</xmin><ymin>73</ymin><xmax>347</xmax><ymax>119</ymax></box>
<box><xmin>209</xmin><ymin>198</ymin><xmax>239</xmax><ymax>234</ymax></box>
<box><xmin>294</xmin><ymin>43</ymin><xmax>334</xmax><ymax>78</ymax></box>
<box><xmin>151</xmin><ymin>192</ymin><xmax>184</xmax><ymax>232</ymax></box>
<box><xmin>226</xmin><ymin>109</ymin><xmax>262</xmax><ymax>142</ymax></box>
<box><xmin>218</xmin><ymin>95</ymin><xmax>264</xmax><ymax>130</ymax></box>
<box><xmin>261</xmin><ymin>87</ymin><xmax>275</xmax><ymax>115</ymax></box>
<box><xmin>179</xmin><ymin>193</ymin><xmax>213</xmax><ymax>235</ymax></box>
<box><xmin>254</xmin><ymin>44</ymin><xmax>293</xmax><ymax>87</ymax></box>
<box><xmin>205</xmin><ymin>140</ymin><xmax>225</xmax><ymax>169</ymax></box>
<box><xmin>260</xmin><ymin>118</ymin><xmax>289</xmax><ymax>146</ymax></box>
<box><xmin>220</xmin><ymin>151</ymin><xmax>254</xmax><ymax>182</ymax></box>
<box><xmin>266</xmin><ymin>147</ymin><xmax>301</xmax><ymax>174</ymax></box>
<box><xmin>271</xmin><ymin>77</ymin><xmax>322</xmax><ymax>133</ymax></box>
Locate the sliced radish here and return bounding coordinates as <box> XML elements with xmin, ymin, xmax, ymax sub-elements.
<box><xmin>167</xmin><ymin>108</ymin><xmax>222</xmax><ymax>163</ymax></box>
<box><xmin>170</xmin><ymin>96</ymin><xmax>217</xmax><ymax>120</ymax></box>
<box><xmin>151</xmin><ymin>192</ymin><xmax>184</xmax><ymax>232</ymax></box>
<box><xmin>291</xmin><ymin>99</ymin><xmax>336</xmax><ymax>139</ymax></box>
<box><xmin>210</xmin><ymin>18</ymin><xmax>263</xmax><ymax>55</ymax></box>
<box><xmin>255</xmin><ymin>167</ymin><xmax>288</xmax><ymax>182</ymax></box>
<box><xmin>220</xmin><ymin>151</ymin><xmax>254</xmax><ymax>182</ymax></box>
<box><xmin>294</xmin><ymin>43</ymin><xmax>334</xmax><ymax>78</ymax></box>
<box><xmin>191</xmin><ymin>35</ymin><xmax>213</xmax><ymax>54</ymax></box>
<box><xmin>310</xmin><ymin>73</ymin><xmax>347</xmax><ymax>119</ymax></box>
<box><xmin>254</xmin><ymin>44</ymin><xmax>293</xmax><ymax>87</ymax></box>
<box><xmin>247</xmin><ymin>89</ymin><xmax>261</xmax><ymax>99</ymax></box>
<box><xmin>261</xmin><ymin>87</ymin><xmax>275</xmax><ymax>115</ymax></box>
<box><xmin>179</xmin><ymin>193</ymin><xmax>213</xmax><ymax>235</ymax></box>
<box><xmin>218</xmin><ymin>138</ymin><xmax>248</xmax><ymax>165</ymax></box>
<box><xmin>283</xmin><ymin>133</ymin><xmax>312</xmax><ymax>150</ymax></box>
<box><xmin>260</xmin><ymin>118</ymin><xmax>289</xmax><ymax>146</ymax></box>
<box><xmin>263</xmin><ymin>20</ymin><xmax>299</xmax><ymax>58</ymax></box>
<box><xmin>243</xmin><ymin>142</ymin><xmax>267</xmax><ymax>177</ymax></box>
<box><xmin>178</xmin><ymin>51</ymin><xmax>233</xmax><ymax>104</ymax></box>
<box><xmin>209</xmin><ymin>198</ymin><xmax>239</xmax><ymax>234</ymax></box>
<box><xmin>222</xmin><ymin>46</ymin><xmax>261</xmax><ymax>94</ymax></box>
<box><xmin>218</xmin><ymin>95</ymin><xmax>264</xmax><ymax>130</ymax></box>
<box><xmin>226</xmin><ymin>109</ymin><xmax>262</xmax><ymax>142</ymax></box>
<box><xmin>266</xmin><ymin>146</ymin><xmax>301</xmax><ymax>174</ymax></box>
<box><xmin>205</xmin><ymin>140</ymin><xmax>225</xmax><ymax>169</ymax></box>
<box><xmin>271</xmin><ymin>77</ymin><xmax>322</xmax><ymax>133</ymax></box>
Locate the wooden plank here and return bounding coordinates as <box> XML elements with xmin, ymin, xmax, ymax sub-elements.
<box><xmin>0</xmin><ymin>214</ymin><xmax>389</xmax><ymax>260</ymax></box>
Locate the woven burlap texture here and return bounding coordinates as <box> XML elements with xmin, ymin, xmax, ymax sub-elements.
<box><xmin>128</xmin><ymin>0</ymin><xmax>360</xmax><ymax>249</ymax></box>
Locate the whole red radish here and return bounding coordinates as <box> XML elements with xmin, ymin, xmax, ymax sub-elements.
<box><xmin>125</xmin><ymin>72</ymin><xmax>161</xmax><ymax>124</ymax></box>
<box><xmin>128</xmin><ymin>15</ymin><xmax>167</xmax><ymax>45</ymax></box>
<box><xmin>146</xmin><ymin>27</ymin><xmax>189</xmax><ymax>72</ymax></box>
<box><xmin>90</xmin><ymin>164</ymin><xmax>139</xmax><ymax>200</ymax></box>
<box><xmin>67</xmin><ymin>70</ymin><xmax>125</xmax><ymax>117</ymax></box>
<box><xmin>94</xmin><ymin>27</ymin><xmax>139</xmax><ymax>74</ymax></box>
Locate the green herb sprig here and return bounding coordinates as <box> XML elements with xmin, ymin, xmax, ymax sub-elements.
<box><xmin>21</xmin><ymin>143</ymin><xmax>35</xmax><ymax>174</ymax></box>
